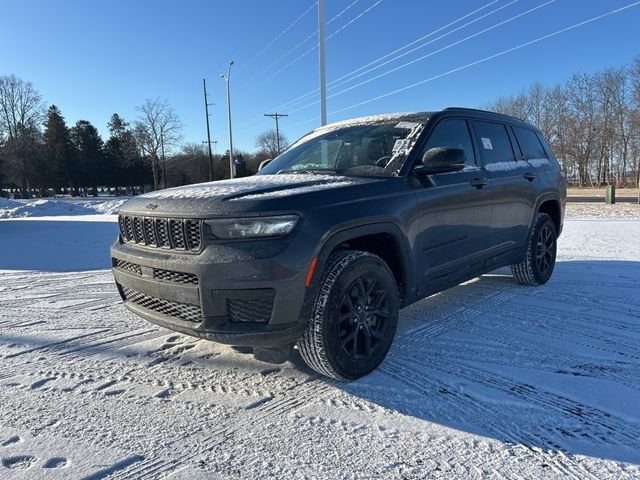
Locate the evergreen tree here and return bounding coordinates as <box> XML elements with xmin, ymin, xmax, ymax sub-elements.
<box><xmin>43</xmin><ymin>105</ymin><xmax>74</xmax><ymax>192</ymax></box>
<box><xmin>70</xmin><ymin>120</ymin><xmax>103</xmax><ymax>196</ymax></box>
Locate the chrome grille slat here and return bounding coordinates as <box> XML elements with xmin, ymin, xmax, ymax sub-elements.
<box><xmin>118</xmin><ymin>215</ymin><xmax>202</xmax><ymax>252</ymax></box>
<box><xmin>120</xmin><ymin>285</ymin><xmax>202</xmax><ymax>323</ymax></box>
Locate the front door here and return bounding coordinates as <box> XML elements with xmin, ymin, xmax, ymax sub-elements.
<box><xmin>411</xmin><ymin>118</ymin><xmax>492</xmax><ymax>293</ymax></box>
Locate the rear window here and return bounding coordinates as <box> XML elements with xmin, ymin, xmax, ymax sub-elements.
<box><xmin>514</xmin><ymin>127</ymin><xmax>547</xmax><ymax>160</ymax></box>
<box><xmin>472</xmin><ymin>121</ymin><xmax>515</xmax><ymax>167</ymax></box>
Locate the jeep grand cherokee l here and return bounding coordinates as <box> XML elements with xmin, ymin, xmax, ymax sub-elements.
<box><xmin>111</xmin><ymin>107</ymin><xmax>566</xmax><ymax>380</ymax></box>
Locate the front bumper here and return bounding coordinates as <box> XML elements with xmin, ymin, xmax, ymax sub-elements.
<box><xmin>110</xmin><ymin>232</ymin><xmax>315</xmax><ymax>347</ymax></box>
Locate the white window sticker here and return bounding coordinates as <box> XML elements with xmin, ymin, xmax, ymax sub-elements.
<box><xmin>392</xmin><ymin>138</ymin><xmax>409</xmax><ymax>153</ymax></box>
<box><xmin>481</xmin><ymin>137</ymin><xmax>493</xmax><ymax>150</ymax></box>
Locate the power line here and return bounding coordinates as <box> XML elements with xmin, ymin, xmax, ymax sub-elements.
<box><xmin>238</xmin><ymin>0</ymin><xmax>361</xmax><ymax>90</ymax></box>
<box><xmin>275</xmin><ymin>0</ymin><xmax>511</xmax><ymax>113</ymax></box>
<box><xmin>285</xmin><ymin>0</ymin><xmax>554</xmax><ymax>116</ymax></box>
<box><xmin>238</xmin><ymin>1</ymin><xmax>318</xmax><ymax>72</ymax></box>
<box><xmin>320</xmin><ymin>0</ymin><xmax>640</xmax><ymax>121</ymax></box>
<box><xmin>241</xmin><ymin>0</ymin><xmax>383</xmax><ymax>95</ymax></box>
<box><xmin>236</xmin><ymin>0</ymin><xmax>502</xmax><ymax>132</ymax></box>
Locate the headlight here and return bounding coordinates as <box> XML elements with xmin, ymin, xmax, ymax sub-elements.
<box><xmin>204</xmin><ymin>215</ymin><xmax>299</xmax><ymax>239</ymax></box>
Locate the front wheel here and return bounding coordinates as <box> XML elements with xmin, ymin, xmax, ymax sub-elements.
<box><xmin>511</xmin><ymin>212</ymin><xmax>557</xmax><ymax>285</ymax></box>
<box><xmin>297</xmin><ymin>250</ymin><xmax>399</xmax><ymax>380</ymax></box>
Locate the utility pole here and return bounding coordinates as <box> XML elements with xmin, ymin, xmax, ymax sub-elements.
<box><xmin>264</xmin><ymin>113</ymin><xmax>288</xmax><ymax>155</ymax></box>
<box><xmin>220</xmin><ymin>60</ymin><xmax>235</xmax><ymax>179</ymax></box>
<box><xmin>202</xmin><ymin>78</ymin><xmax>215</xmax><ymax>181</ymax></box>
<box><xmin>318</xmin><ymin>0</ymin><xmax>327</xmax><ymax>126</ymax></box>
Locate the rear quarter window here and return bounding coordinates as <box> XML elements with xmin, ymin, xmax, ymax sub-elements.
<box><xmin>513</xmin><ymin>127</ymin><xmax>552</xmax><ymax>169</ymax></box>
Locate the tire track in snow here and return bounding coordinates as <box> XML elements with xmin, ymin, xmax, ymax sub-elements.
<box><xmin>109</xmin><ymin>377</ymin><xmax>338</xmax><ymax>479</ymax></box>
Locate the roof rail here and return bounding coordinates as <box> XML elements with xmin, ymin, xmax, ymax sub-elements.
<box><xmin>442</xmin><ymin>107</ymin><xmax>526</xmax><ymax>123</ymax></box>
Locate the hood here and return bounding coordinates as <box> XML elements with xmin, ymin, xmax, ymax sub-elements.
<box><xmin>119</xmin><ymin>174</ymin><xmax>381</xmax><ymax>217</ymax></box>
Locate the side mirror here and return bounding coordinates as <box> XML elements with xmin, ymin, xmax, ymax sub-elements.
<box><xmin>415</xmin><ymin>147</ymin><xmax>466</xmax><ymax>175</ymax></box>
<box><xmin>258</xmin><ymin>158</ymin><xmax>273</xmax><ymax>171</ymax></box>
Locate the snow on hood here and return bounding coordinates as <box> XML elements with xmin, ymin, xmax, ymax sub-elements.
<box><xmin>140</xmin><ymin>174</ymin><xmax>359</xmax><ymax>201</ymax></box>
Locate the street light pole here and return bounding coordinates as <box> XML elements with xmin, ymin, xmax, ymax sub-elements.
<box><xmin>264</xmin><ymin>113</ymin><xmax>288</xmax><ymax>155</ymax></box>
<box><xmin>318</xmin><ymin>0</ymin><xmax>327</xmax><ymax>126</ymax></box>
<box><xmin>202</xmin><ymin>78</ymin><xmax>215</xmax><ymax>181</ymax></box>
<box><xmin>220</xmin><ymin>60</ymin><xmax>235</xmax><ymax>179</ymax></box>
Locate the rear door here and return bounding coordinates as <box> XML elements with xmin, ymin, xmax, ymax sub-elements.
<box><xmin>470</xmin><ymin>120</ymin><xmax>537</xmax><ymax>267</ymax></box>
<box><xmin>411</xmin><ymin>118</ymin><xmax>492</xmax><ymax>292</ymax></box>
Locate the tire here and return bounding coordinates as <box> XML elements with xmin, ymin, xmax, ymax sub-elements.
<box><xmin>297</xmin><ymin>250</ymin><xmax>400</xmax><ymax>380</ymax></box>
<box><xmin>511</xmin><ymin>213</ymin><xmax>557</xmax><ymax>286</ymax></box>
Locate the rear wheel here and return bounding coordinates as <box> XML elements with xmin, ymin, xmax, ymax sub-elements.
<box><xmin>511</xmin><ymin>213</ymin><xmax>557</xmax><ymax>285</ymax></box>
<box><xmin>297</xmin><ymin>250</ymin><xmax>399</xmax><ymax>380</ymax></box>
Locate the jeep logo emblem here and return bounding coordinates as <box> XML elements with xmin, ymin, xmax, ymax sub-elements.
<box><xmin>145</xmin><ymin>203</ymin><xmax>158</xmax><ymax>210</ymax></box>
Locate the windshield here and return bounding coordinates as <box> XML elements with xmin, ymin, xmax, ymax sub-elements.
<box><xmin>258</xmin><ymin>120</ymin><xmax>425</xmax><ymax>177</ymax></box>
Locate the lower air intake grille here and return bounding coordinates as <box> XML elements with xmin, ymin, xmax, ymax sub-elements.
<box><xmin>121</xmin><ymin>285</ymin><xmax>202</xmax><ymax>323</ymax></box>
<box><xmin>114</xmin><ymin>259</ymin><xmax>142</xmax><ymax>276</ymax></box>
<box><xmin>153</xmin><ymin>268</ymin><xmax>198</xmax><ymax>285</ymax></box>
<box><xmin>228</xmin><ymin>297</ymin><xmax>274</xmax><ymax>324</ymax></box>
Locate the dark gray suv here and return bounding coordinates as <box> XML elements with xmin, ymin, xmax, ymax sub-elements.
<box><xmin>111</xmin><ymin>107</ymin><xmax>566</xmax><ymax>380</ymax></box>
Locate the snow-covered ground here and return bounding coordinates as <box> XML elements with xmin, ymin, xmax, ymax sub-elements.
<box><xmin>0</xmin><ymin>204</ymin><xmax>639</xmax><ymax>479</ymax></box>
<box><xmin>0</xmin><ymin>198</ymin><xmax>128</xmax><ymax>219</ymax></box>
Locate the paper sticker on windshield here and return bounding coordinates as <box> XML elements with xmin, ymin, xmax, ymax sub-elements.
<box><xmin>395</xmin><ymin>121</ymin><xmax>419</xmax><ymax>130</ymax></box>
<box><xmin>481</xmin><ymin>137</ymin><xmax>493</xmax><ymax>150</ymax></box>
<box><xmin>392</xmin><ymin>138</ymin><xmax>410</xmax><ymax>153</ymax></box>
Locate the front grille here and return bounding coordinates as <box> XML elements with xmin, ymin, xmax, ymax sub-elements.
<box><xmin>113</xmin><ymin>259</ymin><xmax>142</xmax><ymax>275</ymax></box>
<box><xmin>113</xmin><ymin>259</ymin><xmax>198</xmax><ymax>285</ymax></box>
<box><xmin>118</xmin><ymin>214</ymin><xmax>203</xmax><ymax>252</ymax></box>
<box><xmin>153</xmin><ymin>268</ymin><xmax>198</xmax><ymax>285</ymax></box>
<box><xmin>228</xmin><ymin>297</ymin><xmax>274</xmax><ymax>324</ymax></box>
<box><xmin>120</xmin><ymin>285</ymin><xmax>202</xmax><ymax>323</ymax></box>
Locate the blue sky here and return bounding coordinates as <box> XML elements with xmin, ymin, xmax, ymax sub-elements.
<box><xmin>2</xmin><ymin>0</ymin><xmax>639</xmax><ymax>152</ymax></box>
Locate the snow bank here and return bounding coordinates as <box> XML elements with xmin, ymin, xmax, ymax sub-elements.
<box><xmin>0</xmin><ymin>198</ymin><xmax>128</xmax><ymax>219</ymax></box>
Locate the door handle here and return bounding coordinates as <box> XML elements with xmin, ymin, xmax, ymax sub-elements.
<box><xmin>470</xmin><ymin>178</ymin><xmax>488</xmax><ymax>189</ymax></box>
<box><xmin>524</xmin><ymin>172</ymin><xmax>537</xmax><ymax>181</ymax></box>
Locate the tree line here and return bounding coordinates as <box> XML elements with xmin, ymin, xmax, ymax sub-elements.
<box><xmin>0</xmin><ymin>74</ymin><xmax>288</xmax><ymax>198</ymax></box>
<box><xmin>486</xmin><ymin>56</ymin><xmax>640</xmax><ymax>188</ymax></box>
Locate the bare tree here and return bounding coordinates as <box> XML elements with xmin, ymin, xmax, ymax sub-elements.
<box><xmin>134</xmin><ymin>98</ymin><xmax>182</xmax><ymax>189</ymax></box>
<box><xmin>255</xmin><ymin>129</ymin><xmax>288</xmax><ymax>159</ymax></box>
<box><xmin>0</xmin><ymin>75</ymin><xmax>46</xmax><ymax>194</ymax></box>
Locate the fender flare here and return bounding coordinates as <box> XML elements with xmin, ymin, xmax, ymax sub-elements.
<box><xmin>533</xmin><ymin>193</ymin><xmax>563</xmax><ymax>236</ymax></box>
<box><xmin>310</xmin><ymin>221</ymin><xmax>415</xmax><ymax>301</ymax></box>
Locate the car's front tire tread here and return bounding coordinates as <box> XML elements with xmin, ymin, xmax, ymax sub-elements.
<box><xmin>298</xmin><ymin>250</ymin><xmax>398</xmax><ymax>380</ymax></box>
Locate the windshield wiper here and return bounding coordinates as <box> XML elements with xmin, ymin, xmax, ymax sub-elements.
<box><xmin>281</xmin><ymin>169</ymin><xmax>337</xmax><ymax>175</ymax></box>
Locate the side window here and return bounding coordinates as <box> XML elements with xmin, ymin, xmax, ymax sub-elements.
<box><xmin>423</xmin><ymin>119</ymin><xmax>475</xmax><ymax>167</ymax></box>
<box><xmin>472</xmin><ymin>121</ymin><xmax>515</xmax><ymax>168</ymax></box>
<box><xmin>514</xmin><ymin>127</ymin><xmax>548</xmax><ymax>160</ymax></box>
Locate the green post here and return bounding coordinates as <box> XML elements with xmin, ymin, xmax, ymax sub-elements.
<box><xmin>605</xmin><ymin>185</ymin><xmax>616</xmax><ymax>204</ymax></box>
